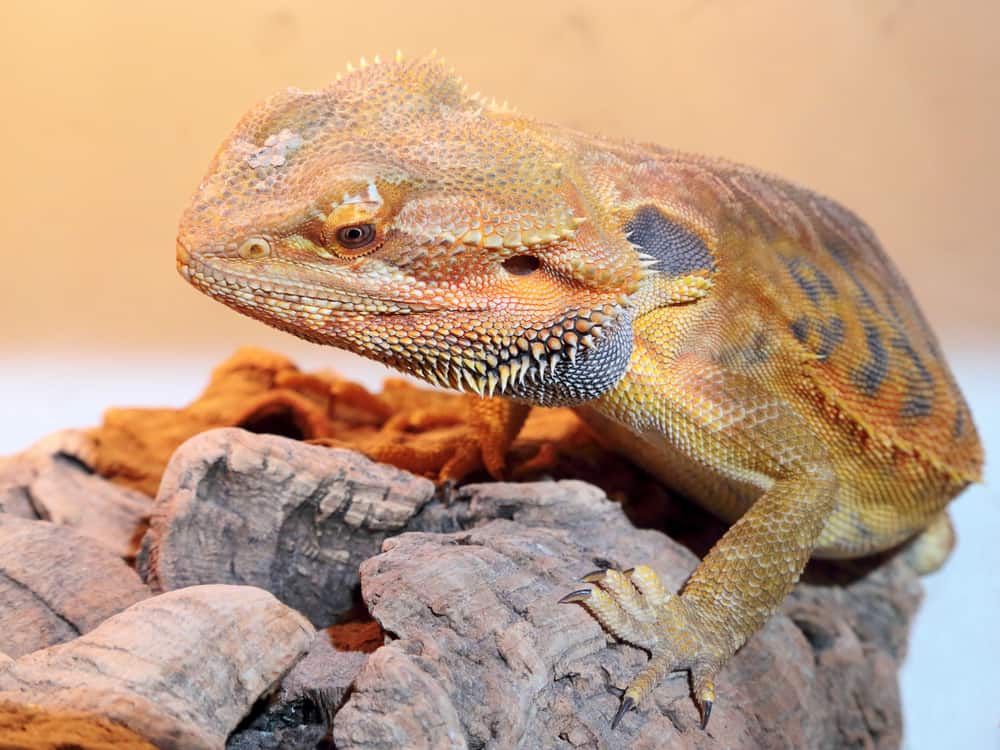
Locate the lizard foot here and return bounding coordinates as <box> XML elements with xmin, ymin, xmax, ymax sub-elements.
<box><xmin>560</xmin><ymin>565</ymin><xmax>722</xmax><ymax>730</ymax></box>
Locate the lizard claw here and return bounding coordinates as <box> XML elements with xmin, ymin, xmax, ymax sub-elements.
<box><xmin>700</xmin><ymin>699</ymin><xmax>713</xmax><ymax>730</ymax></box>
<box><xmin>563</xmin><ymin>564</ymin><xmax>726</xmax><ymax>731</ymax></box>
<box><xmin>611</xmin><ymin>695</ymin><xmax>635</xmax><ymax>729</ymax></box>
<box><xmin>695</xmin><ymin>675</ymin><xmax>716</xmax><ymax>729</ymax></box>
<box><xmin>558</xmin><ymin>588</ymin><xmax>593</xmax><ymax>604</ymax></box>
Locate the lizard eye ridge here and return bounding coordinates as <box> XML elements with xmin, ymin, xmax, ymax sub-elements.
<box><xmin>335</xmin><ymin>223</ymin><xmax>378</xmax><ymax>252</ymax></box>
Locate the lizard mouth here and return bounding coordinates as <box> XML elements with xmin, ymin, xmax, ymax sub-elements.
<box><xmin>177</xmin><ymin>246</ymin><xmax>440</xmax><ymax>315</ymax></box>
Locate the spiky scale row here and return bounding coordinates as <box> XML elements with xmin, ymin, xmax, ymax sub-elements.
<box><xmin>407</xmin><ymin>303</ymin><xmax>619</xmax><ymax>398</ymax></box>
<box><xmin>337</xmin><ymin>50</ymin><xmax>519</xmax><ymax>115</ymax></box>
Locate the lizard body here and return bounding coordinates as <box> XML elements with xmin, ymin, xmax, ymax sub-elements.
<box><xmin>177</xmin><ymin>54</ymin><xmax>982</xmax><ymax>727</ymax></box>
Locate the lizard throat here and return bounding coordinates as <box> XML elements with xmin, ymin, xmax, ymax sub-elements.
<box><xmin>403</xmin><ymin>304</ymin><xmax>634</xmax><ymax>404</ymax></box>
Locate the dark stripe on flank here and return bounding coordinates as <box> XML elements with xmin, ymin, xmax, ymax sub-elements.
<box><xmin>852</xmin><ymin>321</ymin><xmax>888</xmax><ymax>397</ymax></box>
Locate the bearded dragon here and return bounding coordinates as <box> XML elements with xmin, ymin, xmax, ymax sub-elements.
<box><xmin>176</xmin><ymin>52</ymin><xmax>982</xmax><ymax>729</ymax></box>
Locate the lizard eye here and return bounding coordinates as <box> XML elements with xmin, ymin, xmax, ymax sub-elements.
<box><xmin>335</xmin><ymin>223</ymin><xmax>377</xmax><ymax>251</ymax></box>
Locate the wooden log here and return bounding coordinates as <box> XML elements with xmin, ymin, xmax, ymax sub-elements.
<box><xmin>0</xmin><ymin>430</ymin><xmax>93</xmax><ymax>519</ymax></box>
<box><xmin>141</xmin><ymin>428</ymin><xmax>435</xmax><ymax>626</ymax></box>
<box><xmin>332</xmin><ymin>480</ymin><xmax>919</xmax><ymax>750</ymax></box>
<box><xmin>0</xmin><ymin>429</ymin><xmax>149</xmax><ymax>559</ymax></box>
<box><xmin>0</xmin><ymin>585</ymin><xmax>314</xmax><ymax>750</ymax></box>
<box><xmin>227</xmin><ymin>634</ymin><xmax>368</xmax><ymax>750</ymax></box>
<box><xmin>0</xmin><ymin>359</ymin><xmax>923</xmax><ymax>748</ymax></box>
<box><xmin>279</xmin><ymin>635</ymin><xmax>368</xmax><ymax>720</ymax></box>
<box><xmin>26</xmin><ymin>458</ymin><xmax>149</xmax><ymax>560</ymax></box>
<box><xmin>0</xmin><ymin>517</ymin><xmax>150</xmax><ymax>657</ymax></box>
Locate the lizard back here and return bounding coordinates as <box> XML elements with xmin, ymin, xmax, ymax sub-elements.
<box><xmin>571</xmin><ymin>134</ymin><xmax>982</xmax><ymax>485</ymax></box>
<box><xmin>690</xmin><ymin>157</ymin><xmax>981</xmax><ymax>483</ymax></box>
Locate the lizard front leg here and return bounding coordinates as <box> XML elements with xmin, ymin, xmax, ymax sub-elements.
<box><xmin>564</xmin><ymin>353</ymin><xmax>838</xmax><ymax>728</ymax></box>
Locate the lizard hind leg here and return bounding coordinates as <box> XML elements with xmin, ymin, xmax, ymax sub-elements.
<box><xmin>901</xmin><ymin>511</ymin><xmax>955</xmax><ymax>575</ymax></box>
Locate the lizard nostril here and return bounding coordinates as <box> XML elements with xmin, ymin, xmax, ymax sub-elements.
<box><xmin>238</xmin><ymin>237</ymin><xmax>271</xmax><ymax>260</ymax></box>
<box><xmin>503</xmin><ymin>254</ymin><xmax>540</xmax><ymax>276</ymax></box>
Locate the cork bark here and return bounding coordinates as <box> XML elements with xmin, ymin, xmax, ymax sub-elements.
<box><xmin>0</xmin><ymin>423</ymin><xmax>920</xmax><ymax>749</ymax></box>
<box><xmin>0</xmin><ymin>585</ymin><xmax>314</xmax><ymax>750</ymax></box>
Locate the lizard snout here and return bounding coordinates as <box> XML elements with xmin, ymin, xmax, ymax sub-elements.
<box><xmin>176</xmin><ymin>239</ymin><xmax>192</xmax><ymax>266</ymax></box>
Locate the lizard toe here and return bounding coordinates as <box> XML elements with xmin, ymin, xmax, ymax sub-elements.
<box><xmin>563</xmin><ymin>564</ymin><xmax>729</xmax><ymax>731</ymax></box>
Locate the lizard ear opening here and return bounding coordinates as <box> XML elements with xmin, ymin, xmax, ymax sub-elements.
<box><xmin>503</xmin><ymin>254</ymin><xmax>540</xmax><ymax>276</ymax></box>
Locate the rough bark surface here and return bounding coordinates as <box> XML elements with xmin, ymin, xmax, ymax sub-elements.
<box><xmin>333</xmin><ymin>480</ymin><xmax>920</xmax><ymax>750</ymax></box>
<box><xmin>279</xmin><ymin>635</ymin><xmax>369</xmax><ymax>719</ymax></box>
<box><xmin>140</xmin><ymin>428</ymin><xmax>436</xmax><ymax>626</ymax></box>
<box><xmin>227</xmin><ymin>634</ymin><xmax>368</xmax><ymax>750</ymax></box>
<box><xmin>0</xmin><ymin>585</ymin><xmax>314</xmax><ymax>750</ymax></box>
<box><xmin>0</xmin><ymin>429</ymin><xmax>149</xmax><ymax>559</ymax></box>
<box><xmin>0</xmin><ymin>426</ymin><xmax>920</xmax><ymax>749</ymax></box>
<box><xmin>0</xmin><ymin>516</ymin><xmax>150</xmax><ymax>657</ymax></box>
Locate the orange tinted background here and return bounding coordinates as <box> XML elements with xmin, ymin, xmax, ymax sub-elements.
<box><xmin>1</xmin><ymin>5</ymin><xmax>998</xmax><ymax>748</ymax></box>
<box><xmin>2</xmin><ymin>1</ymin><xmax>996</xmax><ymax>356</ymax></box>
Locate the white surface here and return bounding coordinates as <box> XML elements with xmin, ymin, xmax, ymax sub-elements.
<box><xmin>900</xmin><ymin>352</ymin><xmax>1000</xmax><ymax>750</ymax></box>
<box><xmin>1</xmin><ymin>347</ymin><xmax>997</xmax><ymax>748</ymax></box>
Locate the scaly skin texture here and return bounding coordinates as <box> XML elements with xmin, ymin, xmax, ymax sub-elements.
<box><xmin>176</xmin><ymin>53</ymin><xmax>983</xmax><ymax>728</ymax></box>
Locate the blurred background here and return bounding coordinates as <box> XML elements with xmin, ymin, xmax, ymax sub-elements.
<box><xmin>1</xmin><ymin>1</ymin><xmax>996</xmax><ymax>746</ymax></box>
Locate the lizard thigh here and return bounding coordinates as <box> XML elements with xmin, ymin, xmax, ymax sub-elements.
<box><xmin>810</xmin><ymin>445</ymin><xmax>964</xmax><ymax>560</ymax></box>
<box><xmin>900</xmin><ymin>511</ymin><xmax>955</xmax><ymax>574</ymax></box>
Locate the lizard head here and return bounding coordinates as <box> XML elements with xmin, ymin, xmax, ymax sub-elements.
<box><xmin>177</xmin><ymin>53</ymin><xmax>646</xmax><ymax>404</ymax></box>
